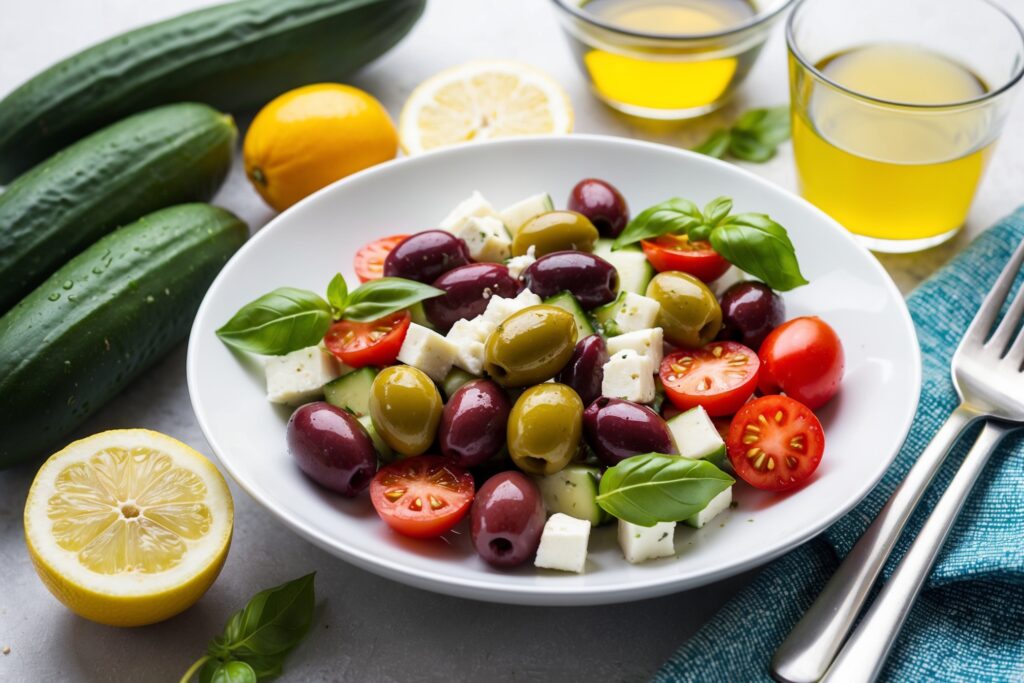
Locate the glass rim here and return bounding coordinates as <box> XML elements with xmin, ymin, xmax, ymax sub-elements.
<box><xmin>786</xmin><ymin>0</ymin><xmax>1024</xmax><ymax>110</ymax></box>
<box><xmin>550</xmin><ymin>0</ymin><xmax>798</xmax><ymax>42</ymax></box>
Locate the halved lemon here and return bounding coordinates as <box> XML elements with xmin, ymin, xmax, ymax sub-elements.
<box><xmin>24</xmin><ymin>429</ymin><xmax>233</xmax><ymax>627</ymax></box>
<box><xmin>399</xmin><ymin>60</ymin><xmax>574</xmax><ymax>155</ymax></box>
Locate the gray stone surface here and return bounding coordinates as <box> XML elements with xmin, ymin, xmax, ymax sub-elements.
<box><xmin>2</xmin><ymin>1</ymin><xmax>1023</xmax><ymax>681</ymax></box>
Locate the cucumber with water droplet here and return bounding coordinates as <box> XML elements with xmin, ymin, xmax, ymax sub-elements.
<box><xmin>0</xmin><ymin>204</ymin><xmax>247</xmax><ymax>469</ymax></box>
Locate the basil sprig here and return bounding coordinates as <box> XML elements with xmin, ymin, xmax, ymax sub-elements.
<box><xmin>694</xmin><ymin>106</ymin><xmax>791</xmax><ymax>163</ymax></box>
<box><xmin>596</xmin><ymin>453</ymin><xmax>735</xmax><ymax>527</ymax></box>
<box><xmin>179</xmin><ymin>573</ymin><xmax>316</xmax><ymax>683</ymax></box>
<box><xmin>217</xmin><ymin>274</ymin><xmax>442</xmax><ymax>355</ymax></box>
<box><xmin>612</xmin><ymin>195</ymin><xmax>808</xmax><ymax>291</ymax></box>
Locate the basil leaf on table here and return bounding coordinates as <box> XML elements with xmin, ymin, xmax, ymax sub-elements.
<box><xmin>596</xmin><ymin>453</ymin><xmax>735</xmax><ymax>527</ymax></box>
<box><xmin>343</xmin><ymin>277</ymin><xmax>443</xmax><ymax>322</ymax></box>
<box><xmin>216</xmin><ymin>288</ymin><xmax>332</xmax><ymax>355</ymax></box>
<box><xmin>692</xmin><ymin>129</ymin><xmax>731</xmax><ymax>159</ymax></box>
<box><xmin>202</xmin><ymin>660</ymin><xmax>257</xmax><ymax>683</ymax></box>
<box><xmin>711</xmin><ymin>213</ymin><xmax>809</xmax><ymax>291</ymax></box>
<box><xmin>612</xmin><ymin>198</ymin><xmax>703</xmax><ymax>250</ymax></box>
<box><xmin>693</xmin><ymin>106</ymin><xmax>791</xmax><ymax>163</ymax></box>
<box><xmin>326</xmin><ymin>273</ymin><xmax>349</xmax><ymax>317</ymax></box>
<box><xmin>735</xmin><ymin>105</ymin><xmax>790</xmax><ymax>147</ymax></box>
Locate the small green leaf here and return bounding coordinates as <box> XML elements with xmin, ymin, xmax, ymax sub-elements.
<box><xmin>613</xmin><ymin>198</ymin><xmax>703</xmax><ymax>250</ymax></box>
<box><xmin>208</xmin><ymin>661</ymin><xmax>257</xmax><ymax>683</ymax></box>
<box><xmin>216</xmin><ymin>289</ymin><xmax>332</xmax><ymax>356</ymax></box>
<box><xmin>327</xmin><ymin>273</ymin><xmax>349</xmax><ymax>318</ymax></box>
<box><xmin>693</xmin><ymin>129</ymin><xmax>731</xmax><ymax>158</ymax></box>
<box><xmin>343</xmin><ymin>277</ymin><xmax>444</xmax><ymax>322</ymax></box>
<box><xmin>215</xmin><ymin>573</ymin><xmax>316</xmax><ymax>662</ymax></box>
<box><xmin>736</xmin><ymin>105</ymin><xmax>791</xmax><ymax>146</ymax></box>
<box><xmin>711</xmin><ymin>213</ymin><xmax>808</xmax><ymax>291</ymax></box>
<box><xmin>596</xmin><ymin>454</ymin><xmax>734</xmax><ymax>526</ymax></box>
<box><xmin>702</xmin><ymin>196</ymin><xmax>733</xmax><ymax>227</ymax></box>
<box><xmin>728</xmin><ymin>131</ymin><xmax>776</xmax><ymax>163</ymax></box>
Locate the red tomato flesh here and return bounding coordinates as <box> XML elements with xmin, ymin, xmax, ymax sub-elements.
<box><xmin>641</xmin><ymin>235</ymin><xmax>732</xmax><ymax>283</ymax></box>
<box><xmin>660</xmin><ymin>341</ymin><xmax>760</xmax><ymax>417</ymax></box>
<box><xmin>370</xmin><ymin>456</ymin><xmax>475</xmax><ymax>538</ymax></box>
<box><xmin>758</xmin><ymin>316</ymin><xmax>844</xmax><ymax>409</ymax></box>
<box><xmin>355</xmin><ymin>235</ymin><xmax>408</xmax><ymax>283</ymax></box>
<box><xmin>726</xmin><ymin>395</ymin><xmax>825</xmax><ymax>492</ymax></box>
<box><xmin>324</xmin><ymin>311</ymin><xmax>410</xmax><ymax>368</ymax></box>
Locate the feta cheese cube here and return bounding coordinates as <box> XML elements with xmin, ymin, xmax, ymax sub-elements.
<box><xmin>451</xmin><ymin>216</ymin><xmax>512</xmax><ymax>263</ymax></box>
<box><xmin>601</xmin><ymin>350</ymin><xmax>656</xmax><ymax>403</ymax></box>
<box><xmin>397</xmin><ymin>323</ymin><xmax>456</xmax><ymax>382</ymax></box>
<box><xmin>534</xmin><ymin>513</ymin><xmax>592</xmax><ymax>573</ymax></box>
<box><xmin>613</xmin><ymin>292</ymin><xmax>661</xmax><ymax>334</ymax></box>
<box><xmin>606</xmin><ymin>327</ymin><xmax>664</xmax><ymax>367</ymax></box>
<box><xmin>505</xmin><ymin>245</ymin><xmax>536</xmax><ymax>279</ymax></box>
<box><xmin>618</xmin><ymin>520</ymin><xmax>676</xmax><ymax>564</ymax></box>
<box><xmin>266</xmin><ymin>346</ymin><xmax>342</xmax><ymax>405</ymax></box>
<box><xmin>481</xmin><ymin>289</ymin><xmax>542</xmax><ymax>325</ymax></box>
<box><xmin>440</xmin><ymin>191</ymin><xmax>503</xmax><ymax>232</ymax></box>
<box><xmin>445</xmin><ymin>317</ymin><xmax>495</xmax><ymax>375</ymax></box>
<box><xmin>685</xmin><ymin>487</ymin><xmax>733</xmax><ymax>529</ymax></box>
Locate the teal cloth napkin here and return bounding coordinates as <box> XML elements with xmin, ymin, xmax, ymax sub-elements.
<box><xmin>654</xmin><ymin>208</ymin><xmax>1024</xmax><ymax>683</ymax></box>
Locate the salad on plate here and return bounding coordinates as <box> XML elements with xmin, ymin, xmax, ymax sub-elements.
<box><xmin>216</xmin><ymin>177</ymin><xmax>845</xmax><ymax>574</ymax></box>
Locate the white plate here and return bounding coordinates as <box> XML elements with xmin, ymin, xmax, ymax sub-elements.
<box><xmin>187</xmin><ymin>135</ymin><xmax>920</xmax><ymax>605</ymax></box>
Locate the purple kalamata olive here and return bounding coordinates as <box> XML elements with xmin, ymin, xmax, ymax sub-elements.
<box><xmin>718</xmin><ymin>282</ymin><xmax>785</xmax><ymax>350</ymax></box>
<box><xmin>568</xmin><ymin>178</ymin><xmax>629</xmax><ymax>238</ymax></box>
<box><xmin>423</xmin><ymin>263</ymin><xmax>520</xmax><ymax>333</ymax></box>
<box><xmin>557</xmin><ymin>335</ymin><xmax>609</xmax><ymax>406</ymax></box>
<box><xmin>286</xmin><ymin>402</ymin><xmax>378</xmax><ymax>496</ymax></box>
<box><xmin>471</xmin><ymin>471</ymin><xmax>545</xmax><ymax>567</ymax></box>
<box><xmin>521</xmin><ymin>251</ymin><xmax>619</xmax><ymax>309</ymax></box>
<box><xmin>439</xmin><ymin>379</ymin><xmax>511</xmax><ymax>467</ymax></box>
<box><xmin>382</xmin><ymin>230</ymin><xmax>472</xmax><ymax>283</ymax></box>
<box><xmin>582</xmin><ymin>397</ymin><xmax>676</xmax><ymax>466</ymax></box>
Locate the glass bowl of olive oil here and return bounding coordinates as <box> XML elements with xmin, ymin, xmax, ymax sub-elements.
<box><xmin>551</xmin><ymin>0</ymin><xmax>796</xmax><ymax>120</ymax></box>
<box><xmin>788</xmin><ymin>0</ymin><xmax>1024</xmax><ymax>253</ymax></box>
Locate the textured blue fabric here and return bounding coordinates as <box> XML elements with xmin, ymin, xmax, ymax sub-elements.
<box><xmin>653</xmin><ymin>209</ymin><xmax>1024</xmax><ymax>683</ymax></box>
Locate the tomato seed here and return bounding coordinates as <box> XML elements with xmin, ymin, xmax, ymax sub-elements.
<box><xmin>384</xmin><ymin>488</ymin><xmax>406</xmax><ymax>502</ymax></box>
<box><xmin>409</xmin><ymin>497</ymin><xmax>423</xmax><ymax>511</ymax></box>
<box><xmin>712</xmin><ymin>346</ymin><xmax>723</xmax><ymax>358</ymax></box>
<box><xmin>774</xmin><ymin>411</ymin><xmax>783</xmax><ymax>423</ymax></box>
<box><xmin>786</xmin><ymin>456</ymin><xmax>798</xmax><ymax>468</ymax></box>
<box><xmin>428</xmin><ymin>495</ymin><xmax>446</xmax><ymax>510</ymax></box>
<box><xmin>742</xmin><ymin>435</ymin><xmax>758</xmax><ymax>444</ymax></box>
<box><xmin>766</xmin><ymin>457</ymin><xmax>776</xmax><ymax>471</ymax></box>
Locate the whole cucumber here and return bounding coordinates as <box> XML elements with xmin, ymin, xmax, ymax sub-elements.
<box><xmin>0</xmin><ymin>0</ymin><xmax>426</xmax><ymax>181</ymax></box>
<box><xmin>0</xmin><ymin>103</ymin><xmax>236</xmax><ymax>312</ymax></box>
<box><xmin>0</xmin><ymin>204</ymin><xmax>248</xmax><ymax>468</ymax></box>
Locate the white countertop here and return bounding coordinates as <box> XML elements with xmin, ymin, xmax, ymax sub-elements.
<box><xmin>2</xmin><ymin>1</ymin><xmax>1023</xmax><ymax>680</ymax></box>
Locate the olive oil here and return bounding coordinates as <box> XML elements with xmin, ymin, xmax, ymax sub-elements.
<box><xmin>571</xmin><ymin>0</ymin><xmax>757</xmax><ymax>115</ymax></box>
<box><xmin>792</xmin><ymin>44</ymin><xmax>991</xmax><ymax>246</ymax></box>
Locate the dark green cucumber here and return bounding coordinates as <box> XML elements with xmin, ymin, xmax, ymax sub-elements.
<box><xmin>0</xmin><ymin>0</ymin><xmax>425</xmax><ymax>180</ymax></box>
<box><xmin>0</xmin><ymin>103</ymin><xmax>236</xmax><ymax>311</ymax></box>
<box><xmin>0</xmin><ymin>204</ymin><xmax>247</xmax><ymax>468</ymax></box>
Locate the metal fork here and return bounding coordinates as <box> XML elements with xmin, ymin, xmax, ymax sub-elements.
<box><xmin>772</xmin><ymin>239</ymin><xmax>1024</xmax><ymax>683</ymax></box>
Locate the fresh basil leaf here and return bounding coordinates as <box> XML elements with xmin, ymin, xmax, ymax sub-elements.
<box><xmin>327</xmin><ymin>273</ymin><xmax>349</xmax><ymax>317</ymax></box>
<box><xmin>613</xmin><ymin>198</ymin><xmax>703</xmax><ymax>249</ymax></box>
<box><xmin>596</xmin><ymin>454</ymin><xmax>734</xmax><ymax>527</ymax></box>
<box><xmin>702</xmin><ymin>196</ymin><xmax>733</xmax><ymax>227</ymax></box>
<box><xmin>728</xmin><ymin>131</ymin><xmax>776</xmax><ymax>162</ymax></box>
<box><xmin>343</xmin><ymin>277</ymin><xmax>443</xmax><ymax>322</ymax></box>
<box><xmin>711</xmin><ymin>213</ymin><xmax>808</xmax><ymax>291</ymax></box>
<box><xmin>212</xmin><ymin>573</ymin><xmax>315</xmax><ymax>663</ymax></box>
<box><xmin>693</xmin><ymin>129</ymin><xmax>731</xmax><ymax>159</ymax></box>
<box><xmin>736</xmin><ymin>105</ymin><xmax>790</xmax><ymax>146</ymax></box>
<box><xmin>206</xmin><ymin>661</ymin><xmax>256</xmax><ymax>683</ymax></box>
<box><xmin>216</xmin><ymin>289</ymin><xmax>332</xmax><ymax>356</ymax></box>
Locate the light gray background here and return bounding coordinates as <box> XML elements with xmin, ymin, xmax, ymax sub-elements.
<box><xmin>2</xmin><ymin>1</ymin><xmax>1023</xmax><ymax>681</ymax></box>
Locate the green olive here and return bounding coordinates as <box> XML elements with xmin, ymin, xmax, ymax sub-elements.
<box><xmin>507</xmin><ymin>383</ymin><xmax>583</xmax><ymax>476</ymax></box>
<box><xmin>484</xmin><ymin>305</ymin><xmax>578</xmax><ymax>387</ymax></box>
<box><xmin>646</xmin><ymin>270</ymin><xmax>722</xmax><ymax>348</ymax></box>
<box><xmin>368</xmin><ymin>365</ymin><xmax>442</xmax><ymax>457</ymax></box>
<box><xmin>511</xmin><ymin>210</ymin><xmax>599</xmax><ymax>257</ymax></box>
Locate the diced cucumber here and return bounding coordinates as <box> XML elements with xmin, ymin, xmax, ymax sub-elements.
<box><xmin>500</xmin><ymin>192</ymin><xmax>554</xmax><ymax>235</ymax></box>
<box><xmin>409</xmin><ymin>301</ymin><xmax>435</xmax><ymax>330</ymax></box>
<box><xmin>595</xmin><ymin>244</ymin><xmax>656</xmax><ymax>295</ymax></box>
<box><xmin>684</xmin><ymin>486</ymin><xmax>733</xmax><ymax>528</ymax></box>
<box><xmin>536</xmin><ymin>465</ymin><xmax>611</xmax><ymax>526</ymax></box>
<box><xmin>357</xmin><ymin>414</ymin><xmax>395</xmax><ymax>463</ymax></box>
<box><xmin>543</xmin><ymin>291</ymin><xmax>596</xmax><ymax>338</ymax></box>
<box><xmin>667</xmin><ymin>406</ymin><xmax>727</xmax><ymax>467</ymax></box>
<box><xmin>590</xmin><ymin>291</ymin><xmax>626</xmax><ymax>337</ymax></box>
<box><xmin>441</xmin><ymin>367</ymin><xmax>478</xmax><ymax>399</ymax></box>
<box><xmin>323</xmin><ymin>367</ymin><xmax>378</xmax><ymax>417</ymax></box>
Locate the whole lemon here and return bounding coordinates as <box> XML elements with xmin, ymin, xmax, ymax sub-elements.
<box><xmin>244</xmin><ymin>83</ymin><xmax>398</xmax><ymax>211</ymax></box>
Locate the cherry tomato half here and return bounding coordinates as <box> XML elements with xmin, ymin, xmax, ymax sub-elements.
<box><xmin>370</xmin><ymin>456</ymin><xmax>475</xmax><ymax>538</ymax></box>
<box><xmin>641</xmin><ymin>235</ymin><xmax>732</xmax><ymax>283</ymax></box>
<box><xmin>726</xmin><ymin>395</ymin><xmax>824</xmax><ymax>491</ymax></box>
<box><xmin>355</xmin><ymin>235</ymin><xmax>408</xmax><ymax>283</ymax></box>
<box><xmin>660</xmin><ymin>341</ymin><xmax>760</xmax><ymax>417</ymax></box>
<box><xmin>324</xmin><ymin>311</ymin><xmax>410</xmax><ymax>368</ymax></box>
<box><xmin>758</xmin><ymin>317</ymin><xmax>844</xmax><ymax>409</ymax></box>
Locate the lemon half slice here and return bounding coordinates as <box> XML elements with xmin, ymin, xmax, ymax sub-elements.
<box><xmin>399</xmin><ymin>60</ymin><xmax>574</xmax><ymax>155</ymax></box>
<box><xmin>24</xmin><ymin>429</ymin><xmax>233</xmax><ymax>627</ymax></box>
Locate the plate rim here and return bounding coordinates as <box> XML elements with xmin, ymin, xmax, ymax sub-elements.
<box><xmin>186</xmin><ymin>133</ymin><xmax>922</xmax><ymax>604</ymax></box>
